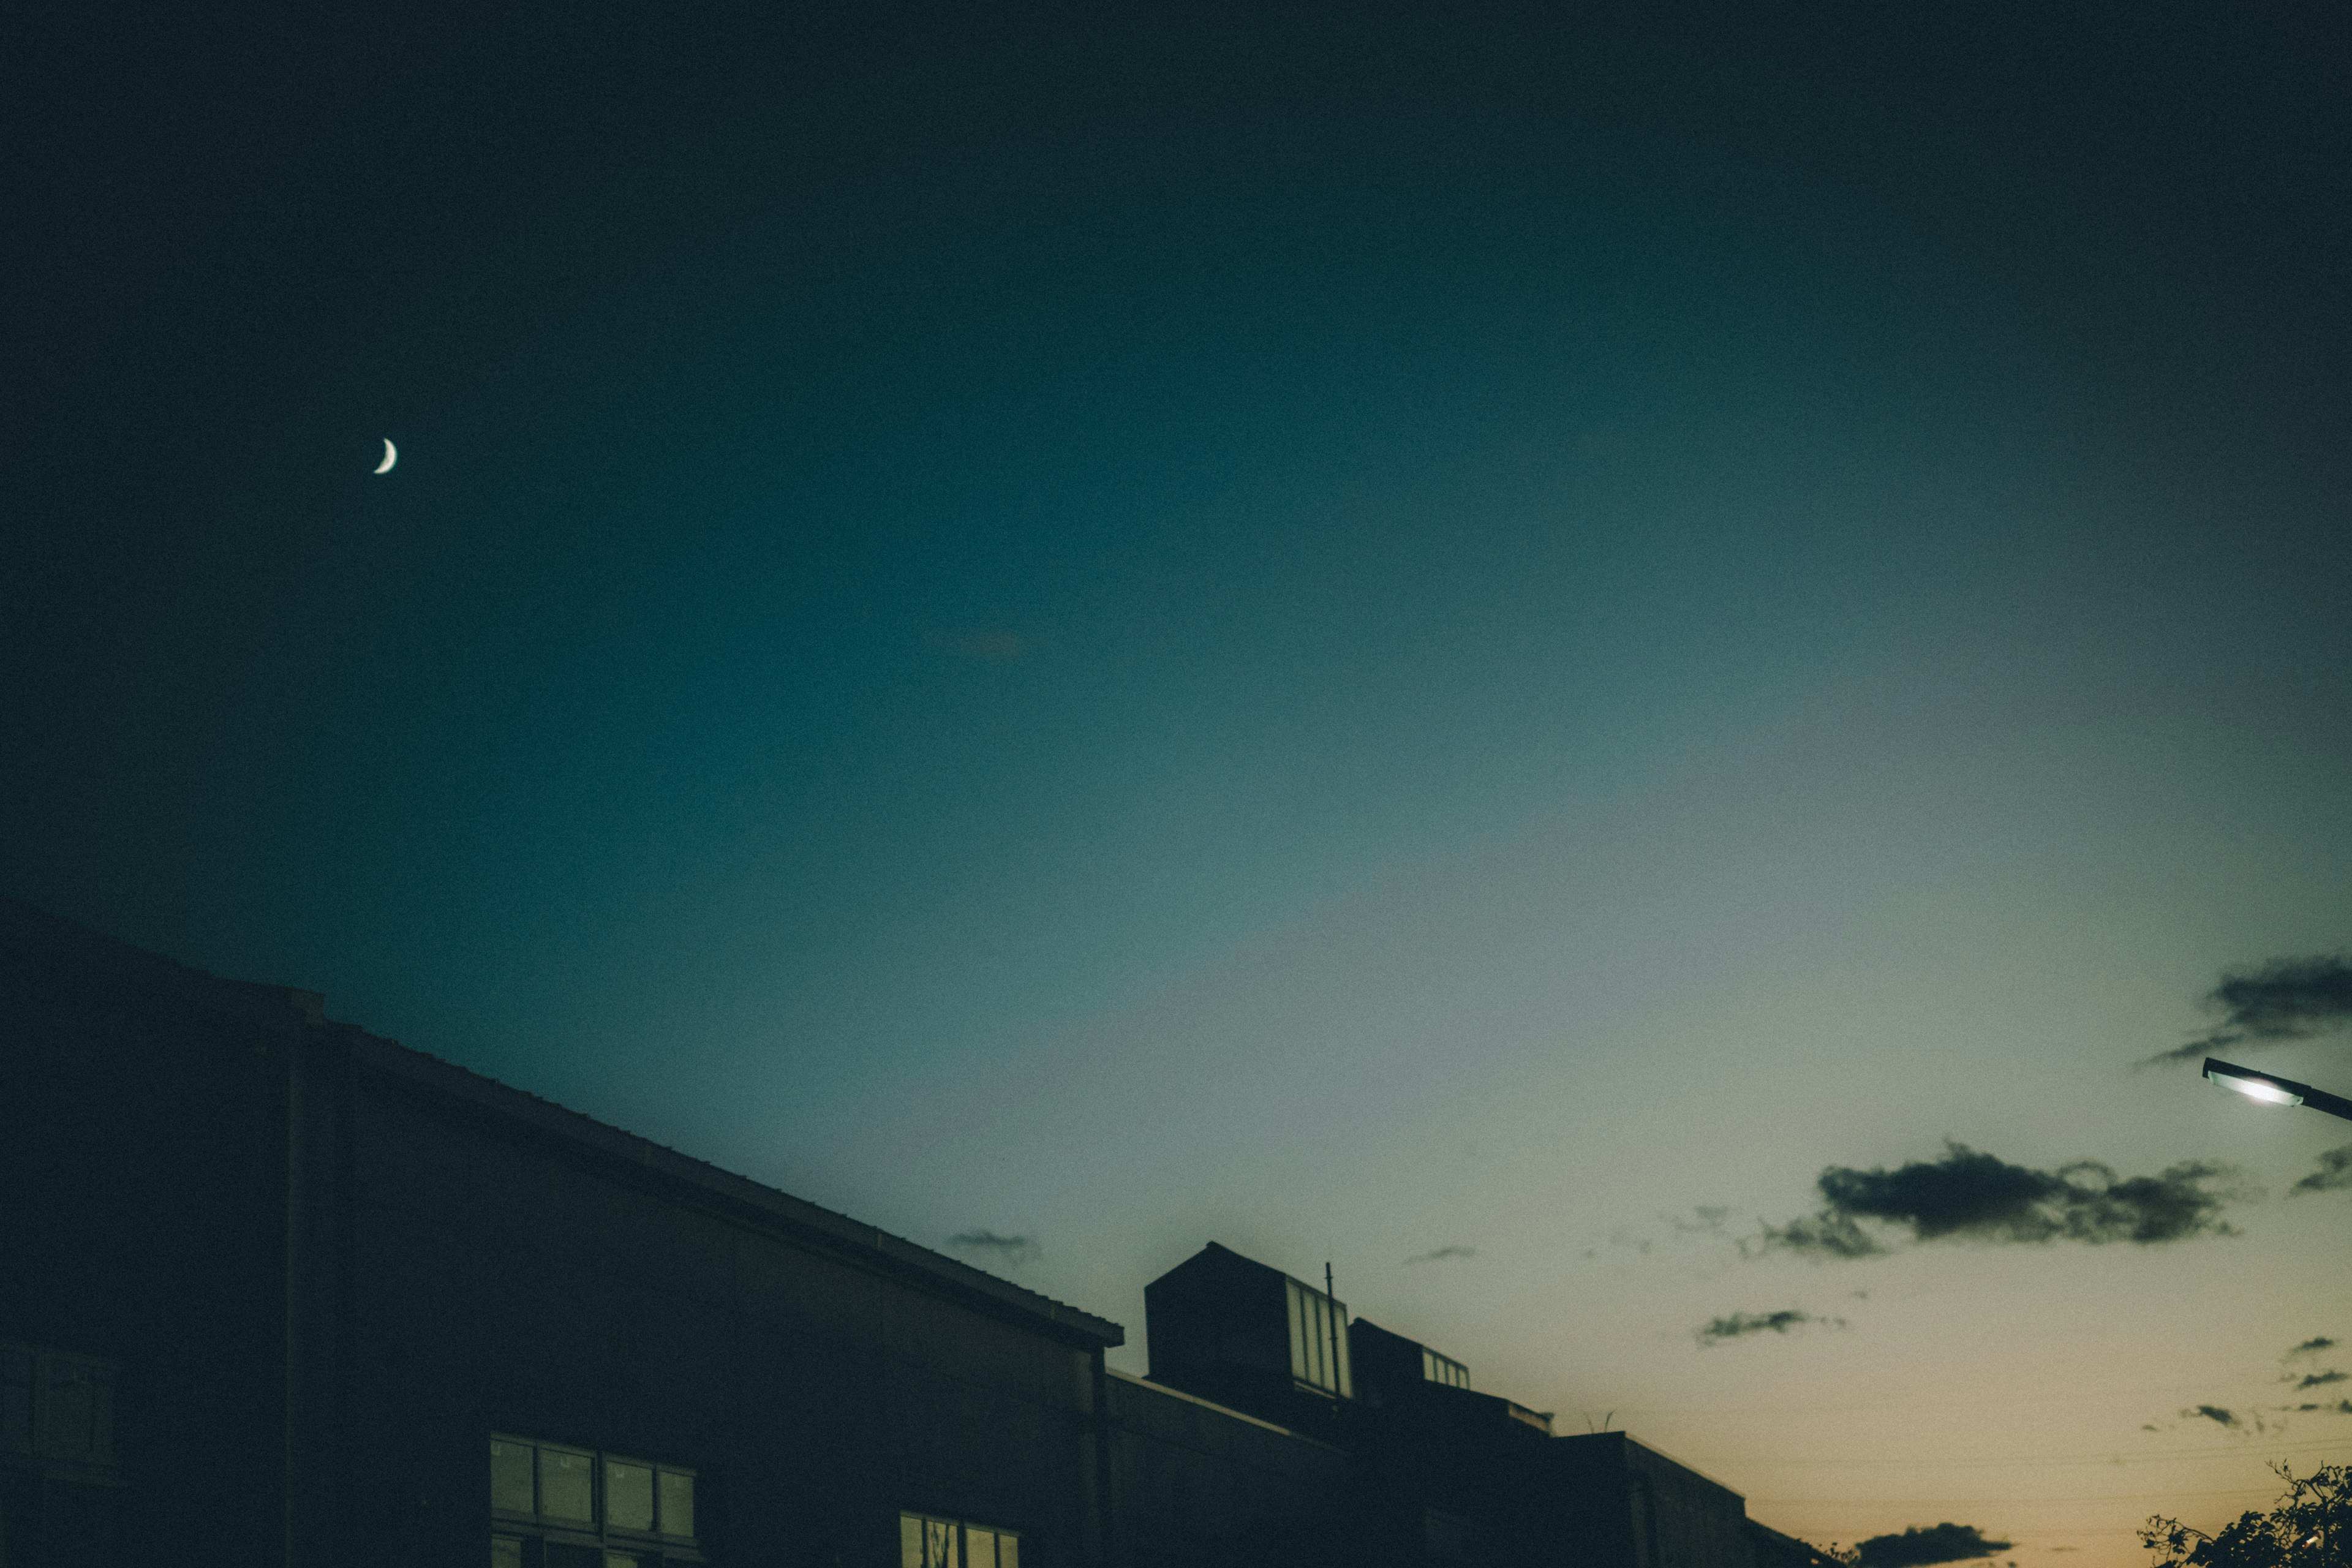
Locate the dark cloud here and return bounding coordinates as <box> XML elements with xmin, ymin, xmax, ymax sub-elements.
<box><xmin>946</xmin><ymin>1229</ymin><xmax>1039</xmax><ymax>1264</ymax></box>
<box><xmin>2290</xmin><ymin>1145</ymin><xmax>2352</xmax><ymax>1196</ymax></box>
<box><xmin>1753</xmin><ymin>1211</ymin><xmax>1883</xmax><ymax>1259</ymax></box>
<box><xmin>1405</xmin><ymin>1245</ymin><xmax>1476</xmax><ymax>1264</ymax></box>
<box><xmin>2294</xmin><ymin>1370</ymin><xmax>2347</xmax><ymax>1391</ymax></box>
<box><xmin>1695</xmin><ymin>1309</ymin><xmax>1847</xmax><ymax>1346</ymax></box>
<box><xmin>1855</xmin><ymin>1525</ymin><xmax>2014</xmax><ymax>1568</ymax></box>
<box><xmin>1753</xmin><ymin>1144</ymin><xmax>2249</xmax><ymax>1257</ymax></box>
<box><xmin>2145</xmin><ymin>954</ymin><xmax>2352</xmax><ymax>1065</ymax></box>
<box><xmin>2183</xmin><ymin>1404</ymin><xmax>2240</xmax><ymax>1428</ymax></box>
<box><xmin>2287</xmin><ymin>1338</ymin><xmax>2339</xmax><ymax>1359</ymax></box>
<box><xmin>2286</xmin><ymin>1400</ymin><xmax>2352</xmax><ymax>1415</ymax></box>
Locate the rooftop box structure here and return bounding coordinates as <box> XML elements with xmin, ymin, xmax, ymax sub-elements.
<box><xmin>1143</xmin><ymin>1243</ymin><xmax>1352</xmax><ymax>1432</ymax></box>
<box><xmin>1347</xmin><ymin>1318</ymin><xmax>1470</xmax><ymax>1411</ymax></box>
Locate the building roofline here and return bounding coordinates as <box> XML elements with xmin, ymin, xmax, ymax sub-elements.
<box><xmin>346</xmin><ymin>1031</ymin><xmax>1124</xmax><ymax>1349</ymax></box>
<box><xmin>1553</xmin><ymin>1429</ymin><xmax>1745</xmax><ymax>1499</ymax></box>
<box><xmin>3</xmin><ymin>897</ymin><xmax>1123</xmax><ymax>1352</ymax></box>
<box><xmin>1109</xmin><ymin>1368</ymin><xmax>1346</xmax><ymax>1452</ymax></box>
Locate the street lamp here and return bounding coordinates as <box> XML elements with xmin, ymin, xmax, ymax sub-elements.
<box><xmin>2203</xmin><ymin>1058</ymin><xmax>2352</xmax><ymax>1125</ymax></box>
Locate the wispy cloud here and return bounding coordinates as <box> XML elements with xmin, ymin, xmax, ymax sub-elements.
<box><xmin>1406</xmin><ymin>1245</ymin><xmax>1477</xmax><ymax>1265</ymax></box>
<box><xmin>1695</xmin><ymin>1309</ymin><xmax>1847</xmax><ymax>1346</ymax></box>
<box><xmin>2182</xmin><ymin>1404</ymin><xmax>2242</xmax><ymax>1429</ymax></box>
<box><xmin>2294</xmin><ymin>1370</ymin><xmax>2348</xmax><ymax>1391</ymax></box>
<box><xmin>946</xmin><ymin>1229</ymin><xmax>1041</xmax><ymax>1266</ymax></box>
<box><xmin>2290</xmin><ymin>1145</ymin><xmax>2352</xmax><ymax>1196</ymax></box>
<box><xmin>2144</xmin><ymin>954</ymin><xmax>2352</xmax><ymax>1065</ymax></box>
<box><xmin>1750</xmin><ymin>1143</ymin><xmax>2250</xmax><ymax>1257</ymax></box>
<box><xmin>2286</xmin><ymin>1400</ymin><xmax>2352</xmax><ymax>1415</ymax></box>
<box><xmin>2286</xmin><ymin>1337</ymin><xmax>2340</xmax><ymax>1359</ymax></box>
<box><xmin>1856</xmin><ymin>1524</ymin><xmax>2013</xmax><ymax>1567</ymax></box>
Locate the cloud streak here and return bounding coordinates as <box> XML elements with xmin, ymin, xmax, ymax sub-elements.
<box><xmin>946</xmin><ymin>1229</ymin><xmax>1041</xmax><ymax>1265</ymax></box>
<box><xmin>2146</xmin><ymin>954</ymin><xmax>2352</xmax><ymax>1065</ymax></box>
<box><xmin>1856</xmin><ymin>1525</ymin><xmax>2013</xmax><ymax>1568</ymax></box>
<box><xmin>1752</xmin><ymin>1143</ymin><xmax>2250</xmax><ymax>1257</ymax></box>
<box><xmin>1696</xmin><ymin>1308</ymin><xmax>1847</xmax><ymax>1346</ymax></box>
<box><xmin>2290</xmin><ymin>1145</ymin><xmax>2352</xmax><ymax>1196</ymax></box>
<box><xmin>1406</xmin><ymin>1245</ymin><xmax>1477</xmax><ymax>1264</ymax></box>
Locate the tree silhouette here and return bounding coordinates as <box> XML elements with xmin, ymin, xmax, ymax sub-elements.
<box><xmin>2143</xmin><ymin>1464</ymin><xmax>2350</xmax><ymax>1568</ymax></box>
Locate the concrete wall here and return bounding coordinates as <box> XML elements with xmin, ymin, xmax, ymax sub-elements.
<box><xmin>347</xmin><ymin>1059</ymin><xmax>1109</xmax><ymax>1568</ymax></box>
<box><xmin>1</xmin><ymin>902</ymin><xmax>304</xmax><ymax>1568</ymax></box>
<box><xmin>1103</xmin><ymin>1373</ymin><xmax>1346</xmax><ymax>1568</ymax></box>
<box><xmin>1</xmin><ymin>901</ymin><xmax>1120</xmax><ymax>1568</ymax></box>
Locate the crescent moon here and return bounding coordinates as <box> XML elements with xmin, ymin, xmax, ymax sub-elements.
<box><xmin>374</xmin><ymin>438</ymin><xmax>398</xmax><ymax>475</ymax></box>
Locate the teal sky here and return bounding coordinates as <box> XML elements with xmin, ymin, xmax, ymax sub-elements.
<box><xmin>7</xmin><ymin>4</ymin><xmax>2348</xmax><ymax>1561</ymax></box>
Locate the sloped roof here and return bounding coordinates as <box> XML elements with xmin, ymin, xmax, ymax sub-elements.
<box><xmin>2</xmin><ymin>896</ymin><xmax>1123</xmax><ymax>1349</ymax></box>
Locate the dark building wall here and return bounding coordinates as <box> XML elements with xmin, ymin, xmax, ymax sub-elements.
<box><xmin>1342</xmin><ymin>1322</ymin><xmax>1420</xmax><ymax>1412</ymax></box>
<box><xmin>1102</xmin><ymin>1372</ymin><xmax>1346</xmax><ymax>1568</ymax></box>
<box><xmin>2</xmin><ymin>901</ymin><xmax>1124</xmax><ymax>1568</ymax></box>
<box><xmin>1</xmin><ymin>901</ymin><xmax>305</xmax><ymax>1568</ymax></box>
<box><xmin>345</xmin><ymin>1053</ymin><xmax>1112</xmax><ymax>1568</ymax></box>
<box><xmin>1140</xmin><ymin>1246</ymin><xmax>1348</xmax><ymax>1440</ymax></box>
<box><xmin>1551</xmin><ymin>1434</ymin><xmax>1755</xmax><ymax>1568</ymax></box>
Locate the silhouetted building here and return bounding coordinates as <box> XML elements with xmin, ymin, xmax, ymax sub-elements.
<box><xmin>2</xmin><ymin>901</ymin><xmax>1125</xmax><ymax>1568</ymax></box>
<box><xmin>1141</xmin><ymin>1244</ymin><xmax>1354</xmax><ymax>1440</ymax></box>
<box><xmin>1748</xmin><ymin>1518</ymin><xmax>1850</xmax><ymax>1568</ymax></box>
<box><xmin>1102</xmin><ymin>1370</ymin><xmax>1348</xmax><ymax>1566</ymax></box>
<box><xmin>1138</xmin><ymin>1245</ymin><xmax>1758</xmax><ymax>1568</ymax></box>
<box><xmin>7</xmin><ymin>901</ymin><xmax>1833</xmax><ymax>1568</ymax></box>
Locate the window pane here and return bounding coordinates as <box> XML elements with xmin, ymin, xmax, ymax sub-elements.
<box><xmin>1332</xmin><ymin>1306</ymin><xmax>1351</xmax><ymax>1398</ymax></box>
<box><xmin>605</xmin><ymin>1555</ymin><xmax>641</xmax><ymax>1568</ymax></box>
<box><xmin>902</xmin><ymin>1514</ymin><xmax>925</xmax><ymax>1568</ymax></box>
<box><xmin>493</xmin><ymin>1537</ymin><xmax>526</xmax><ymax>1568</ymax></box>
<box><xmin>656</xmin><ymin>1468</ymin><xmax>694</xmax><ymax>1539</ymax></box>
<box><xmin>539</xmin><ymin>1448</ymin><xmax>594</xmax><ymax>1523</ymax></box>
<box><xmin>967</xmin><ymin>1526</ymin><xmax>997</xmax><ymax>1568</ymax></box>
<box><xmin>1285</xmin><ymin>1282</ymin><xmax>1307</xmax><ymax>1381</ymax></box>
<box><xmin>998</xmin><ymin>1534</ymin><xmax>1019</xmax><ymax>1568</ymax></box>
<box><xmin>929</xmin><ymin>1518</ymin><xmax>959</xmax><ymax>1568</ymax></box>
<box><xmin>2</xmin><ymin>1344</ymin><xmax>32</xmax><ymax>1455</ymax></box>
<box><xmin>491</xmin><ymin>1441</ymin><xmax>536</xmax><ymax>1514</ymax></box>
<box><xmin>40</xmin><ymin>1357</ymin><xmax>96</xmax><ymax>1460</ymax></box>
<box><xmin>605</xmin><ymin>1460</ymin><xmax>654</xmax><ymax>1531</ymax></box>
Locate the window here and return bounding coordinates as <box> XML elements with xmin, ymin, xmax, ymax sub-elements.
<box><xmin>1282</xmin><ymin>1278</ymin><xmax>1352</xmax><ymax>1398</ymax></box>
<box><xmin>3</xmin><ymin>1341</ymin><xmax>126</xmax><ymax>1568</ymax></box>
<box><xmin>1420</xmin><ymin>1347</ymin><xmax>1468</xmax><ymax>1389</ymax></box>
<box><xmin>1</xmin><ymin>1340</ymin><xmax>120</xmax><ymax>1471</ymax></box>
<box><xmin>1424</xmin><ymin>1508</ymin><xmax>1472</xmax><ymax>1560</ymax></box>
<box><xmin>900</xmin><ymin>1511</ymin><xmax>1020</xmax><ymax>1568</ymax></box>
<box><xmin>490</xmin><ymin>1434</ymin><xmax>699</xmax><ymax>1566</ymax></box>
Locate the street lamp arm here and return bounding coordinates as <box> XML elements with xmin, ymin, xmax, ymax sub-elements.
<box><xmin>2204</xmin><ymin>1058</ymin><xmax>2352</xmax><ymax>1125</ymax></box>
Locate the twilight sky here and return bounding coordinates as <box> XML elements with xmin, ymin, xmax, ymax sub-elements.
<box><xmin>7</xmin><ymin>3</ymin><xmax>2349</xmax><ymax>1561</ymax></box>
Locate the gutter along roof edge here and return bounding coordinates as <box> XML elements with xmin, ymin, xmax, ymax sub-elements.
<box><xmin>344</xmin><ymin>1028</ymin><xmax>1125</xmax><ymax>1349</ymax></box>
<box><xmin>0</xmin><ymin>898</ymin><xmax>1121</xmax><ymax>1348</ymax></box>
